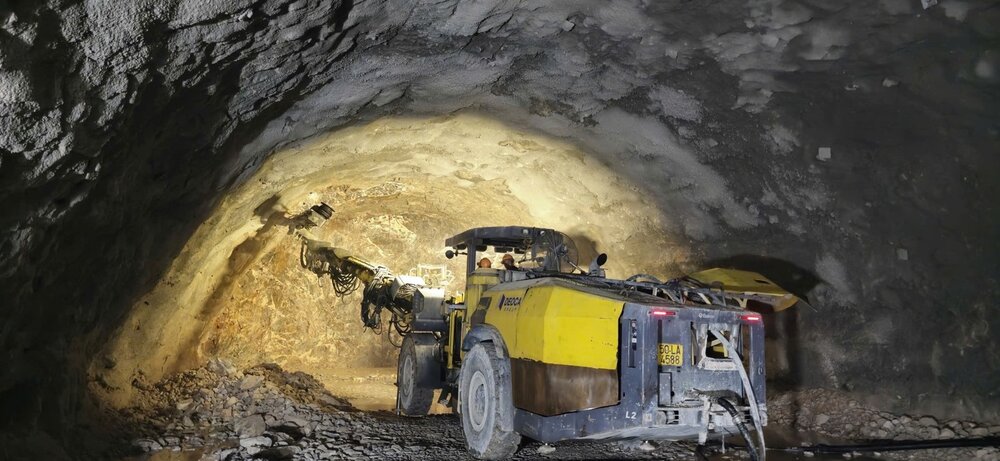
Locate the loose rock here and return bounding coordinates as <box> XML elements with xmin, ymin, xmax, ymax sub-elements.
<box><xmin>235</xmin><ymin>414</ymin><xmax>267</xmax><ymax>437</ymax></box>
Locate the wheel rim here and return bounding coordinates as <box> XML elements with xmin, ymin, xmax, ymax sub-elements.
<box><xmin>400</xmin><ymin>354</ymin><xmax>414</xmax><ymax>400</ymax></box>
<box><xmin>468</xmin><ymin>369</ymin><xmax>489</xmax><ymax>432</ymax></box>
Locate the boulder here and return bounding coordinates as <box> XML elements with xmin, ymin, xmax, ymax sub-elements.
<box><xmin>235</xmin><ymin>414</ymin><xmax>267</xmax><ymax>437</ymax></box>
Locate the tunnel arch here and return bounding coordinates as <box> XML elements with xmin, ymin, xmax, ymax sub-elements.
<box><xmin>1</xmin><ymin>1</ymin><xmax>998</xmax><ymax>453</ymax></box>
<box><xmin>91</xmin><ymin>111</ymin><xmax>710</xmax><ymax>408</ymax></box>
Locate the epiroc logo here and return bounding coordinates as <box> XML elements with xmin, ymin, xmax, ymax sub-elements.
<box><xmin>498</xmin><ymin>294</ymin><xmax>522</xmax><ymax>310</ymax></box>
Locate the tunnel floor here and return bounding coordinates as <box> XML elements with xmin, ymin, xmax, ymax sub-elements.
<box><xmin>109</xmin><ymin>362</ymin><xmax>1000</xmax><ymax>461</ymax></box>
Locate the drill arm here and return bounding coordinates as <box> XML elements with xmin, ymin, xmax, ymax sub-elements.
<box><xmin>299</xmin><ymin>234</ymin><xmax>423</xmax><ymax>333</ymax></box>
<box><xmin>300</xmin><ymin>238</ymin><xmax>382</xmax><ymax>286</ymax></box>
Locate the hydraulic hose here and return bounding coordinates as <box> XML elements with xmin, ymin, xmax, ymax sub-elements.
<box><xmin>717</xmin><ymin>397</ymin><xmax>760</xmax><ymax>461</ymax></box>
<box><xmin>723</xmin><ymin>436</ymin><xmax>1000</xmax><ymax>458</ymax></box>
<box><xmin>778</xmin><ymin>437</ymin><xmax>1000</xmax><ymax>454</ymax></box>
<box><xmin>712</xmin><ymin>328</ymin><xmax>766</xmax><ymax>461</ymax></box>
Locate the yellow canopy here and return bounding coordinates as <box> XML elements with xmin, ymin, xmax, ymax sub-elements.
<box><xmin>687</xmin><ymin>268</ymin><xmax>800</xmax><ymax>311</ymax></box>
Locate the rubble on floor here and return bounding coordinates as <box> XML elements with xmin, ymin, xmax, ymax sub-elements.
<box><xmin>116</xmin><ymin>361</ymin><xmax>695</xmax><ymax>460</ymax></box>
<box><xmin>770</xmin><ymin>389</ymin><xmax>1000</xmax><ymax>460</ymax></box>
<box><xmin>114</xmin><ymin>360</ymin><xmax>999</xmax><ymax>461</ymax></box>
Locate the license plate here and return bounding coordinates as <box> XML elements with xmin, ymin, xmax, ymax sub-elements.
<box><xmin>658</xmin><ymin>343</ymin><xmax>683</xmax><ymax>366</ymax></box>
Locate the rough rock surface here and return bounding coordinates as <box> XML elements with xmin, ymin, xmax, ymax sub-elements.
<box><xmin>769</xmin><ymin>389</ymin><xmax>1000</xmax><ymax>461</ymax></box>
<box><xmin>111</xmin><ymin>362</ymin><xmax>695</xmax><ymax>461</ymax></box>
<box><xmin>62</xmin><ymin>362</ymin><xmax>1000</xmax><ymax>461</ymax></box>
<box><xmin>0</xmin><ymin>0</ymin><xmax>998</xmax><ymax>453</ymax></box>
<box><xmin>92</xmin><ymin>113</ymin><xmax>705</xmax><ymax>408</ymax></box>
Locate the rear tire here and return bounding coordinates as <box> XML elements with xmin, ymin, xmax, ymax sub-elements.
<box><xmin>459</xmin><ymin>342</ymin><xmax>521</xmax><ymax>459</ymax></box>
<box><xmin>397</xmin><ymin>335</ymin><xmax>434</xmax><ymax>416</ymax></box>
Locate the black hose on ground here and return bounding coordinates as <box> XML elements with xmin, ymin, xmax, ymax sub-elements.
<box><xmin>776</xmin><ymin>437</ymin><xmax>1000</xmax><ymax>454</ymax></box>
<box><xmin>717</xmin><ymin>397</ymin><xmax>761</xmax><ymax>461</ymax></box>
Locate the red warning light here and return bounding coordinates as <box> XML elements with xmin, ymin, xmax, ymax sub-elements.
<box><xmin>740</xmin><ymin>313</ymin><xmax>762</xmax><ymax>323</ymax></box>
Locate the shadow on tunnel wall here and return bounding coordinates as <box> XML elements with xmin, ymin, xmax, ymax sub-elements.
<box><xmin>0</xmin><ymin>1</ymin><xmax>360</xmax><ymax>453</ymax></box>
<box><xmin>562</xmin><ymin>232</ymin><xmax>600</xmax><ymax>269</ymax></box>
<box><xmin>169</xmin><ymin>194</ymin><xmax>305</xmax><ymax>374</ymax></box>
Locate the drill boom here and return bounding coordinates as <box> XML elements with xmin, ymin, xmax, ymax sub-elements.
<box><xmin>299</xmin><ymin>235</ymin><xmax>423</xmax><ymax>332</ymax></box>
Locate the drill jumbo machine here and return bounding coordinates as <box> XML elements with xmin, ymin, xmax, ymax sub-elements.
<box><xmin>296</xmin><ymin>203</ymin><xmax>797</xmax><ymax>460</ymax></box>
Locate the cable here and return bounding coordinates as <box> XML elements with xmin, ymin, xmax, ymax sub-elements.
<box><xmin>360</xmin><ymin>266</ymin><xmax>391</xmax><ymax>329</ymax></box>
<box><xmin>626</xmin><ymin>273</ymin><xmax>663</xmax><ymax>283</ymax></box>
<box><xmin>717</xmin><ymin>397</ymin><xmax>760</xmax><ymax>461</ymax></box>
<box><xmin>331</xmin><ymin>269</ymin><xmax>360</xmax><ymax>297</ymax></box>
<box><xmin>720</xmin><ymin>436</ymin><xmax>1000</xmax><ymax>457</ymax></box>
<box><xmin>392</xmin><ymin>316</ymin><xmax>411</xmax><ymax>336</ymax></box>
<box><xmin>386</xmin><ymin>318</ymin><xmax>404</xmax><ymax>348</ymax></box>
<box><xmin>778</xmin><ymin>437</ymin><xmax>1000</xmax><ymax>454</ymax></box>
<box><xmin>712</xmin><ymin>328</ymin><xmax>766</xmax><ymax>461</ymax></box>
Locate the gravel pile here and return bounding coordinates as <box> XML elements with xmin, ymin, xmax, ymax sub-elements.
<box><xmin>123</xmin><ymin>359</ymin><xmax>364</xmax><ymax>460</ymax></box>
<box><xmin>118</xmin><ymin>360</ymin><xmax>695</xmax><ymax>460</ymax></box>
<box><xmin>117</xmin><ymin>360</ymin><xmax>999</xmax><ymax>460</ymax></box>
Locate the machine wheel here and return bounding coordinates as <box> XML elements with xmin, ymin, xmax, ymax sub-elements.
<box><xmin>459</xmin><ymin>342</ymin><xmax>521</xmax><ymax>459</ymax></box>
<box><xmin>397</xmin><ymin>335</ymin><xmax>434</xmax><ymax>416</ymax></box>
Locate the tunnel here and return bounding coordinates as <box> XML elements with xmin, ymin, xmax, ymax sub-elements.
<box><xmin>1</xmin><ymin>0</ymin><xmax>998</xmax><ymax>460</ymax></box>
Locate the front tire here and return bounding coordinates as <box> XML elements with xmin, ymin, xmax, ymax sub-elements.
<box><xmin>459</xmin><ymin>342</ymin><xmax>521</xmax><ymax>459</ymax></box>
<box><xmin>397</xmin><ymin>335</ymin><xmax>434</xmax><ymax>416</ymax></box>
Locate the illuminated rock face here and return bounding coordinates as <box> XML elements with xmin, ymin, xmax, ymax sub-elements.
<box><xmin>93</xmin><ymin>114</ymin><xmax>693</xmax><ymax>409</ymax></box>
<box><xmin>0</xmin><ymin>0</ymin><xmax>998</xmax><ymax>440</ymax></box>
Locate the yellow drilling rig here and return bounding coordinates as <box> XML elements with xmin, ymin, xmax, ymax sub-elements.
<box><xmin>295</xmin><ymin>203</ymin><xmax>798</xmax><ymax>460</ymax></box>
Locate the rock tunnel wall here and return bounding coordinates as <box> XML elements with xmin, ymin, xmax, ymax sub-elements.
<box><xmin>90</xmin><ymin>111</ymin><xmax>689</xmax><ymax>406</ymax></box>
<box><xmin>92</xmin><ymin>113</ymin><xmax>694</xmax><ymax>409</ymax></box>
<box><xmin>1</xmin><ymin>0</ymin><xmax>998</xmax><ymax>441</ymax></box>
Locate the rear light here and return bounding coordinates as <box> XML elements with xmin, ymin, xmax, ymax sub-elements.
<box><xmin>650</xmin><ymin>309</ymin><xmax>676</xmax><ymax>317</ymax></box>
<box><xmin>741</xmin><ymin>313</ymin><xmax>762</xmax><ymax>323</ymax></box>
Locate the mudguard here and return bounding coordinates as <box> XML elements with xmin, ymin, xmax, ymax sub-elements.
<box><xmin>409</xmin><ymin>333</ymin><xmax>444</xmax><ymax>388</ymax></box>
<box><xmin>461</xmin><ymin>324</ymin><xmax>509</xmax><ymax>359</ymax></box>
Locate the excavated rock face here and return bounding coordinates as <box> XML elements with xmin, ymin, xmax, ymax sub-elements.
<box><xmin>1</xmin><ymin>0</ymin><xmax>998</xmax><ymax>445</ymax></box>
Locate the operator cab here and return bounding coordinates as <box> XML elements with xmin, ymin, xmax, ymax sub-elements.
<box><xmin>445</xmin><ymin>226</ymin><xmax>577</xmax><ymax>274</ymax></box>
<box><xmin>439</xmin><ymin>226</ymin><xmax>591</xmax><ymax>389</ymax></box>
<box><xmin>444</xmin><ymin>226</ymin><xmax>580</xmax><ymax>292</ymax></box>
